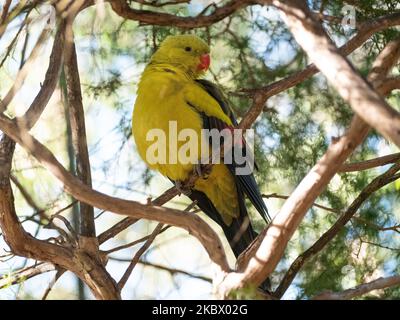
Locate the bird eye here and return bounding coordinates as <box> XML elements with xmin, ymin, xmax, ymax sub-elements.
<box><xmin>185</xmin><ymin>46</ymin><xmax>192</xmax><ymax>52</ymax></box>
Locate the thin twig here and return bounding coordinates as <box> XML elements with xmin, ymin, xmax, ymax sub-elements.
<box><xmin>41</xmin><ymin>269</ymin><xmax>65</xmax><ymax>300</ymax></box>
<box><xmin>103</xmin><ymin>225</ymin><xmax>171</xmax><ymax>254</ymax></box>
<box><xmin>117</xmin><ymin>201</ymin><xmax>196</xmax><ymax>290</ymax></box>
<box><xmin>262</xmin><ymin>193</ymin><xmax>339</xmax><ymax>215</ymax></box>
<box><xmin>0</xmin><ymin>262</ymin><xmax>55</xmax><ymax>289</ymax></box>
<box><xmin>132</xmin><ymin>0</ymin><xmax>190</xmax><ymax>7</ymax></box>
<box><xmin>64</xmin><ymin>29</ymin><xmax>96</xmax><ymax>239</ymax></box>
<box><xmin>117</xmin><ymin>223</ymin><xmax>164</xmax><ymax>290</ymax></box>
<box><xmin>110</xmin><ymin>256</ymin><xmax>212</xmax><ymax>282</ymax></box>
<box><xmin>0</xmin><ymin>26</ymin><xmax>51</xmax><ymax>112</ymax></box>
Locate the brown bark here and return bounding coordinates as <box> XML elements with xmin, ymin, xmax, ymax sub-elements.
<box><xmin>313</xmin><ymin>275</ymin><xmax>400</xmax><ymax>300</ymax></box>
<box><xmin>109</xmin><ymin>0</ymin><xmax>250</xmax><ymax>29</ymax></box>
<box><xmin>64</xmin><ymin>32</ymin><xmax>96</xmax><ymax>240</ymax></box>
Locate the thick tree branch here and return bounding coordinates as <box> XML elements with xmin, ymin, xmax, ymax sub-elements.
<box><xmin>108</xmin><ymin>0</ymin><xmax>251</xmax><ymax>28</ymax></box>
<box><xmin>274</xmin><ymin>162</ymin><xmax>400</xmax><ymax>298</ymax></box>
<box><xmin>0</xmin><ymin>138</ymin><xmax>121</xmax><ymax>299</ymax></box>
<box><xmin>219</xmin><ymin>117</ymin><xmax>371</xmax><ymax>296</ymax></box>
<box><xmin>97</xmin><ymin>186</ymin><xmax>177</xmax><ymax>244</ymax></box>
<box><xmin>64</xmin><ymin>30</ymin><xmax>96</xmax><ymax>241</ymax></box>
<box><xmin>0</xmin><ymin>0</ymin><xmax>12</xmax><ymax>25</ymax></box>
<box><xmin>271</xmin><ymin>0</ymin><xmax>400</xmax><ymax>147</ymax></box>
<box><xmin>0</xmin><ymin>115</ymin><xmax>230</xmax><ymax>273</ymax></box>
<box><xmin>269</xmin><ymin>36</ymin><xmax>400</xmax><ymax>298</ymax></box>
<box><xmin>0</xmin><ymin>16</ymin><xmax>121</xmax><ymax>298</ymax></box>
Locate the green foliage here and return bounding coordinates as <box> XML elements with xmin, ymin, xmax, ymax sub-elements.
<box><xmin>227</xmin><ymin>284</ymin><xmax>264</xmax><ymax>300</ymax></box>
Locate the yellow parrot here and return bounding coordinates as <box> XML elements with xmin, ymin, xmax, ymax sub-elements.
<box><xmin>132</xmin><ymin>35</ymin><xmax>270</xmax><ymax>260</ymax></box>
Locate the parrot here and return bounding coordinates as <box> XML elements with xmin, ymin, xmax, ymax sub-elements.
<box><xmin>132</xmin><ymin>35</ymin><xmax>270</xmax><ymax>266</ymax></box>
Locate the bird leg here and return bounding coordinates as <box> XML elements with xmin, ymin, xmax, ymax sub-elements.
<box><xmin>194</xmin><ymin>163</ymin><xmax>211</xmax><ymax>180</ymax></box>
<box><xmin>175</xmin><ymin>164</ymin><xmax>213</xmax><ymax>196</ymax></box>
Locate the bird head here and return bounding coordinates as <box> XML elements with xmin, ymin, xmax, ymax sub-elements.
<box><xmin>150</xmin><ymin>35</ymin><xmax>211</xmax><ymax>78</ymax></box>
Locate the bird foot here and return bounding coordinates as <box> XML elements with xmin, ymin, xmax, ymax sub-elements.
<box><xmin>175</xmin><ymin>180</ymin><xmax>192</xmax><ymax>196</ymax></box>
<box><xmin>194</xmin><ymin>163</ymin><xmax>211</xmax><ymax>180</ymax></box>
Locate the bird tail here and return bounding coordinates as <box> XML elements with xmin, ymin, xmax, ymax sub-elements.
<box><xmin>189</xmin><ymin>187</ymin><xmax>271</xmax><ymax>293</ymax></box>
<box><xmin>223</xmin><ymin>187</ymin><xmax>257</xmax><ymax>258</ymax></box>
<box><xmin>188</xmin><ymin>187</ymin><xmax>254</xmax><ymax>258</ymax></box>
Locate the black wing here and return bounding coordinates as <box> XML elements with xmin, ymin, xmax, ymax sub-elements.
<box><xmin>195</xmin><ymin>79</ymin><xmax>270</xmax><ymax>223</ymax></box>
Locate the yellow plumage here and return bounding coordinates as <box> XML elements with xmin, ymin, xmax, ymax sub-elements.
<box><xmin>132</xmin><ymin>36</ymin><xmax>239</xmax><ymax>225</ymax></box>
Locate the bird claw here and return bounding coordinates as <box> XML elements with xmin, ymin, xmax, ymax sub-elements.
<box><xmin>195</xmin><ymin>163</ymin><xmax>210</xmax><ymax>180</ymax></box>
<box><xmin>175</xmin><ymin>180</ymin><xmax>192</xmax><ymax>196</ymax></box>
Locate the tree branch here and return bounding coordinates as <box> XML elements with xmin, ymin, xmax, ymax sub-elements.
<box><xmin>64</xmin><ymin>27</ymin><xmax>96</xmax><ymax>241</ymax></box>
<box><xmin>41</xmin><ymin>268</ymin><xmax>65</xmax><ymax>300</ymax></box>
<box><xmin>131</xmin><ymin>0</ymin><xmax>190</xmax><ymax>7</ymax></box>
<box><xmin>217</xmin><ymin>34</ymin><xmax>400</xmax><ymax>297</ymax></box>
<box><xmin>378</xmin><ymin>76</ymin><xmax>400</xmax><ymax>96</ymax></box>
<box><xmin>117</xmin><ymin>223</ymin><xmax>164</xmax><ymax>290</ymax></box>
<box><xmin>339</xmin><ymin>153</ymin><xmax>400</xmax><ymax>173</ymax></box>
<box><xmin>1</xmin><ymin>165</ymin><xmax>121</xmax><ymax>299</ymax></box>
<box><xmin>0</xmin><ymin>262</ymin><xmax>56</xmax><ymax>289</ymax></box>
<box><xmin>102</xmin><ymin>225</ymin><xmax>170</xmax><ymax>254</ymax></box>
<box><xmin>0</xmin><ymin>26</ymin><xmax>51</xmax><ymax>113</ymax></box>
<box><xmin>271</xmin><ymin>0</ymin><xmax>400</xmax><ymax>147</ymax></box>
<box><xmin>0</xmin><ymin>18</ymin><xmax>121</xmax><ymax>299</ymax></box>
<box><xmin>14</xmin><ymin>20</ymin><xmax>66</xmax><ymax>130</ymax></box>
<box><xmin>0</xmin><ymin>115</ymin><xmax>230</xmax><ymax>273</ymax></box>
<box><xmin>0</xmin><ymin>0</ymin><xmax>12</xmax><ymax>25</ymax></box>
<box><xmin>313</xmin><ymin>275</ymin><xmax>400</xmax><ymax>300</ymax></box>
<box><xmin>264</xmin><ymin>193</ymin><xmax>400</xmax><ymax>234</ymax></box>
<box><xmin>97</xmin><ymin>186</ymin><xmax>177</xmax><ymax>244</ymax></box>
<box><xmin>108</xmin><ymin>0</ymin><xmax>251</xmax><ymax>28</ymax></box>
<box><xmin>274</xmin><ymin>163</ymin><xmax>400</xmax><ymax>298</ymax></box>
<box><xmin>239</xmin><ymin>11</ymin><xmax>400</xmax><ymax>129</ymax></box>
<box><xmin>263</xmin><ymin>193</ymin><xmax>339</xmax><ymax>215</ymax></box>
<box><xmin>10</xmin><ymin>174</ymin><xmax>42</xmax><ymax>213</ymax></box>
<box><xmin>110</xmin><ymin>257</ymin><xmax>212</xmax><ymax>282</ymax></box>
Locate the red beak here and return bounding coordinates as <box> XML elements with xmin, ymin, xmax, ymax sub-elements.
<box><xmin>197</xmin><ymin>54</ymin><xmax>210</xmax><ymax>71</ymax></box>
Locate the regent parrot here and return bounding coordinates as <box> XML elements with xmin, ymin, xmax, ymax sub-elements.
<box><xmin>132</xmin><ymin>35</ymin><xmax>270</xmax><ymax>276</ymax></box>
